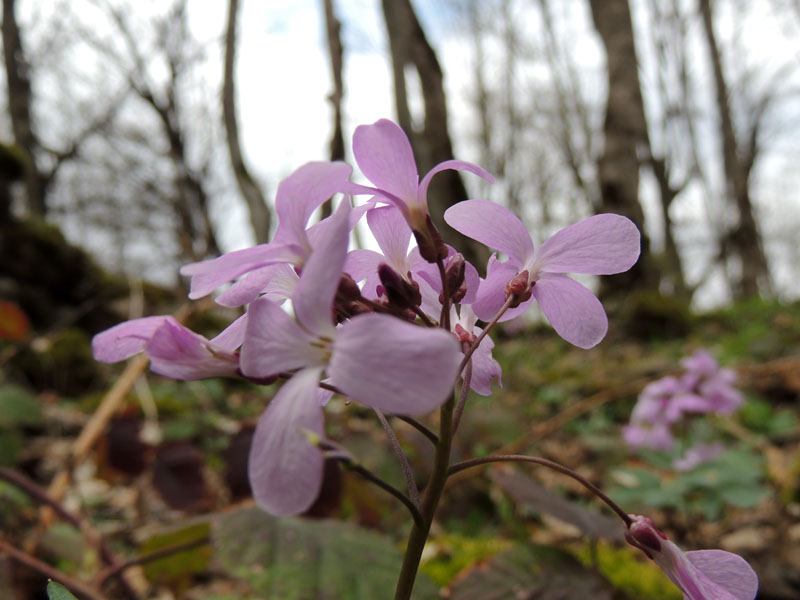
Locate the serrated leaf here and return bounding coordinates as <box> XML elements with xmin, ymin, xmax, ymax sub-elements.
<box><xmin>46</xmin><ymin>581</ymin><xmax>79</xmax><ymax>600</ymax></box>
<box><xmin>214</xmin><ymin>505</ymin><xmax>439</xmax><ymax>599</ymax></box>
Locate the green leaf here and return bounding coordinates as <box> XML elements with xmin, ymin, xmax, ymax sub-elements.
<box><xmin>0</xmin><ymin>385</ymin><xmax>43</xmax><ymax>428</ymax></box>
<box><xmin>140</xmin><ymin>521</ymin><xmax>212</xmax><ymax>587</ymax></box>
<box><xmin>46</xmin><ymin>581</ymin><xmax>79</xmax><ymax>600</ymax></box>
<box><xmin>214</xmin><ymin>506</ymin><xmax>439</xmax><ymax>600</ymax></box>
<box><xmin>0</xmin><ymin>430</ymin><xmax>22</xmax><ymax>466</ymax></box>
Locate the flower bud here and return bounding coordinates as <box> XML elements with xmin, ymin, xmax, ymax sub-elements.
<box><xmin>439</xmin><ymin>254</ymin><xmax>467</xmax><ymax>304</ymax></box>
<box><xmin>504</xmin><ymin>270</ymin><xmax>532</xmax><ymax>308</ymax></box>
<box><xmin>336</xmin><ymin>273</ymin><xmax>363</xmax><ymax>303</ymax></box>
<box><xmin>378</xmin><ymin>263</ymin><xmax>422</xmax><ymax>310</ymax></box>
<box><xmin>413</xmin><ymin>215</ymin><xmax>447</xmax><ymax>263</ymax></box>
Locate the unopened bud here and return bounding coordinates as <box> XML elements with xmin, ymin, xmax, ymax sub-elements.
<box><xmin>378</xmin><ymin>263</ymin><xmax>422</xmax><ymax>310</ymax></box>
<box><xmin>439</xmin><ymin>255</ymin><xmax>467</xmax><ymax>304</ymax></box>
<box><xmin>336</xmin><ymin>273</ymin><xmax>362</xmax><ymax>303</ymax></box>
<box><xmin>413</xmin><ymin>215</ymin><xmax>447</xmax><ymax>263</ymax></box>
<box><xmin>626</xmin><ymin>515</ymin><xmax>665</xmax><ymax>555</ymax></box>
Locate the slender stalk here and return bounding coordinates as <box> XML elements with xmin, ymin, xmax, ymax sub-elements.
<box><xmin>458</xmin><ymin>294</ymin><xmax>515</xmax><ymax>374</ymax></box>
<box><xmin>448</xmin><ymin>454</ymin><xmax>632</xmax><ymax>526</ymax></box>
<box><xmin>452</xmin><ymin>354</ymin><xmax>472</xmax><ymax>434</ymax></box>
<box><xmin>392</xmin><ymin>415</ymin><xmax>438</xmax><ymax>445</ymax></box>
<box><xmin>339</xmin><ymin>459</ymin><xmax>425</xmax><ymax>529</ymax></box>
<box><xmin>412</xmin><ymin>305</ymin><xmax>436</xmax><ymax>327</ymax></box>
<box><xmin>375</xmin><ymin>410</ymin><xmax>420</xmax><ymax>507</ymax></box>
<box><xmin>97</xmin><ymin>537</ymin><xmax>209</xmax><ymax>585</ymax></box>
<box><xmin>436</xmin><ymin>257</ymin><xmax>451</xmax><ymax>331</ymax></box>
<box><xmin>393</xmin><ymin>394</ymin><xmax>456</xmax><ymax>600</ymax></box>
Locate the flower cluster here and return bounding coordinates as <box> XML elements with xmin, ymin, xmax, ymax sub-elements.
<box><xmin>93</xmin><ymin>118</ymin><xmax>639</xmax><ymax>517</ymax></box>
<box><xmin>623</xmin><ymin>349</ymin><xmax>743</xmax><ymax>470</ymax></box>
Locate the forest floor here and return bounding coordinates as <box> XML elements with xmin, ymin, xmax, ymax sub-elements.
<box><xmin>1</xmin><ymin>297</ymin><xmax>798</xmax><ymax>599</ymax></box>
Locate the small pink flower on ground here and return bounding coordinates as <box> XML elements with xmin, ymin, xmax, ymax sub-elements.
<box><xmin>672</xmin><ymin>442</ymin><xmax>725</xmax><ymax>472</ymax></box>
<box><xmin>626</xmin><ymin>514</ymin><xmax>758</xmax><ymax>600</ymax></box>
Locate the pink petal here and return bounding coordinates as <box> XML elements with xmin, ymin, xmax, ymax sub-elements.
<box><xmin>467</xmin><ymin>326</ymin><xmax>502</xmax><ymax>396</ymax></box>
<box><xmin>418</xmin><ymin>159</ymin><xmax>494</xmax><ymax>210</ymax></box>
<box><xmin>248</xmin><ymin>367</ymin><xmax>326</xmax><ymax>516</ymax></box>
<box><xmin>146</xmin><ymin>320</ymin><xmax>239</xmax><ymax>380</ymax></box>
<box><xmin>239</xmin><ymin>298</ymin><xmax>327</xmax><ymax>378</ymax></box>
<box><xmin>470</xmin><ymin>260</ymin><xmax>520</xmax><ymax>321</ymax></box>
<box><xmin>92</xmin><ymin>316</ymin><xmax>169</xmax><ymax>362</ymax></box>
<box><xmin>686</xmin><ymin>550</ymin><xmax>758</xmax><ymax>600</ymax></box>
<box><xmin>352</xmin><ymin>119</ymin><xmax>418</xmax><ymax>205</ymax></box>
<box><xmin>329</xmin><ymin>313</ymin><xmax>460</xmax><ymax>414</ymax></box>
<box><xmin>367</xmin><ymin>206</ymin><xmax>412</xmax><ymax>268</ymax></box>
<box><xmin>444</xmin><ymin>200</ymin><xmax>533</xmax><ymax>264</ymax></box>
<box><xmin>534</xmin><ymin>214</ymin><xmax>640</xmax><ymax>275</ymax></box>
<box><xmin>181</xmin><ymin>244</ymin><xmax>299</xmax><ymax>300</ymax></box>
<box><xmin>345</xmin><ymin>248</ymin><xmax>383</xmax><ymax>283</ymax></box>
<box><xmin>210</xmin><ymin>314</ymin><xmax>248</xmax><ymax>352</ymax></box>
<box><xmin>273</xmin><ymin>161</ymin><xmax>352</xmax><ymax>246</ymax></box>
<box><xmin>215</xmin><ymin>263</ymin><xmax>287</xmax><ymax>307</ymax></box>
<box><xmin>531</xmin><ymin>273</ymin><xmax>608</xmax><ymax>349</ymax></box>
<box><xmin>291</xmin><ymin>199</ymin><xmax>350</xmax><ymax>336</ymax></box>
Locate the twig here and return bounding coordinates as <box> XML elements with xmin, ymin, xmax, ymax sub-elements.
<box><xmin>0</xmin><ymin>539</ymin><xmax>107</xmax><ymax>600</ymax></box>
<box><xmin>452</xmin><ymin>354</ymin><xmax>472</xmax><ymax>434</ymax></box>
<box><xmin>458</xmin><ymin>294</ymin><xmax>515</xmax><ymax>374</ymax></box>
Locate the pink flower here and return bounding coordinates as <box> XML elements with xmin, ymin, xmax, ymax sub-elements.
<box><xmin>626</xmin><ymin>515</ymin><xmax>758</xmax><ymax>599</ymax></box>
<box><xmin>445</xmin><ymin>200</ymin><xmax>640</xmax><ymax>348</ymax></box>
<box><xmin>347</xmin><ymin>119</ymin><xmax>493</xmax><ymax>261</ymax></box>
<box><xmin>92</xmin><ymin>315</ymin><xmax>242</xmax><ymax>380</ymax></box>
<box><xmin>672</xmin><ymin>442</ymin><xmax>725</xmax><ymax>472</ymax></box>
<box><xmin>241</xmin><ymin>199</ymin><xmax>461</xmax><ymax>516</ymax></box>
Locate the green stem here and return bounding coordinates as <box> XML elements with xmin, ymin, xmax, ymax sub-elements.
<box><xmin>393</xmin><ymin>394</ymin><xmax>455</xmax><ymax>600</ymax></box>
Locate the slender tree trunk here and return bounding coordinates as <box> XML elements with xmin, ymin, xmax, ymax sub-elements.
<box><xmin>2</xmin><ymin>0</ymin><xmax>46</xmax><ymax>215</ymax></box>
<box><xmin>698</xmin><ymin>0</ymin><xmax>770</xmax><ymax>298</ymax></box>
<box><xmin>589</xmin><ymin>0</ymin><xmax>660</xmax><ymax>297</ymax></box>
<box><xmin>320</xmin><ymin>0</ymin><xmax>346</xmax><ymax>220</ymax></box>
<box><xmin>381</xmin><ymin>0</ymin><xmax>487</xmax><ymax>269</ymax></box>
<box><xmin>224</xmin><ymin>0</ymin><xmax>271</xmax><ymax>244</ymax></box>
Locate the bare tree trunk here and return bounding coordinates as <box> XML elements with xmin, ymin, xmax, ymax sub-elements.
<box><xmin>224</xmin><ymin>0</ymin><xmax>271</xmax><ymax>244</ymax></box>
<box><xmin>2</xmin><ymin>0</ymin><xmax>46</xmax><ymax>215</ymax></box>
<box><xmin>320</xmin><ymin>0</ymin><xmax>346</xmax><ymax>220</ymax></box>
<box><xmin>381</xmin><ymin>0</ymin><xmax>487</xmax><ymax>269</ymax></box>
<box><xmin>698</xmin><ymin>0</ymin><xmax>771</xmax><ymax>298</ymax></box>
<box><xmin>589</xmin><ymin>0</ymin><xmax>660</xmax><ymax>297</ymax></box>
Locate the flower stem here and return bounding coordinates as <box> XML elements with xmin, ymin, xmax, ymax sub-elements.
<box><xmin>458</xmin><ymin>294</ymin><xmax>515</xmax><ymax>374</ymax></box>
<box><xmin>448</xmin><ymin>454</ymin><xmax>632</xmax><ymax>526</ymax></box>
<box><xmin>393</xmin><ymin>394</ymin><xmax>456</xmax><ymax>600</ymax></box>
<box><xmin>375</xmin><ymin>410</ymin><xmax>420</xmax><ymax>507</ymax></box>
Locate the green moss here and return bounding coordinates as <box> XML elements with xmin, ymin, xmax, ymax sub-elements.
<box><xmin>420</xmin><ymin>533</ymin><xmax>512</xmax><ymax>585</ymax></box>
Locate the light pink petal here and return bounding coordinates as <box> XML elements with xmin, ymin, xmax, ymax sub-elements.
<box><xmin>345</xmin><ymin>248</ymin><xmax>383</xmax><ymax>283</ymax></box>
<box><xmin>329</xmin><ymin>313</ymin><xmax>460</xmax><ymax>414</ymax></box>
<box><xmin>534</xmin><ymin>214</ymin><xmax>640</xmax><ymax>275</ymax></box>
<box><xmin>367</xmin><ymin>206</ymin><xmax>412</xmax><ymax>268</ymax></box>
<box><xmin>215</xmin><ymin>263</ymin><xmax>288</xmax><ymax>307</ymax></box>
<box><xmin>210</xmin><ymin>314</ymin><xmax>248</xmax><ymax>352</ymax></box>
<box><xmin>146</xmin><ymin>320</ymin><xmax>239</xmax><ymax>380</ymax></box>
<box><xmin>531</xmin><ymin>273</ymin><xmax>608</xmax><ymax>349</ymax></box>
<box><xmin>470</xmin><ymin>260</ymin><xmax>520</xmax><ymax>320</ymax></box>
<box><xmin>92</xmin><ymin>316</ymin><xmax>169</xmax><ymax>362</ymax></box>
<box><xmin>418</xmin><ymin>159</ymin><xmax>494</xmax><ymax>210</ymax></box>
<box><xmin>686</xmin><ymin>550</ymin><xmax>758</xmax><ymax>600</ymax></box>
<box><xmin>239</xmin><ymin>298</ymin><xmax>326</xmax><ymax>378</ymax></box>
<box><xmin>445</xmin><ymin>200</ymin><xmax>533</xmax><ymax>264</ymax></box>
<box><xmin>352</xmin><ymin>119</ymin><xmax>418</xmax><ymax>205</ymax></box>
<box><xmin>273</xmin><ymin>161</ymin><xmax>352</xmax><ymax>246</ymax></box>
<box><xmin>248</xmin><ymin>367</ymin><xmax>326</xmax><ymax>516</ymax></box>
<box><xmin>467</xmin><ymin>326</ymin><xmax>502</xmax><ymax>396</ymax></box>
<box><xmin>291</xmin><ymin>199</ymin><xmax>350</xmax><ymax>336</ymax></box>
<box><xmin>181</xmin><ymin>244</ymin><xmax>300</xmax><ymax>300</ymax></box>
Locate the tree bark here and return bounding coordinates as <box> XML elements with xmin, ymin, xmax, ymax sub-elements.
<box><xmin>2</xmin><ymin>0</ymin><xmax>46</xmax><ymax>215</ymax></box>
<box><xmin>589</xmin><ymin>0</ymin><xmax>659</xmax><ymax>297</ymax></box>
<box><xmin>381</xmin><ymin>0</ymin><xmax>487</xmax><ymax>269</ymax></box>
<box><xmin>698</xmin><ymin>0</ymin><xmax>771</xmax><ymax>298</ymax></box>
<box><xmin>223</xmin><ymin>0</ymin><xmax>271</xmax><ymax>244</ymax></box>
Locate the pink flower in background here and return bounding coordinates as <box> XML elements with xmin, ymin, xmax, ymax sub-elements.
<box><xmin>626</xmin><ymin>515</ymin><xmax>758</xmax><ymax>600</ymax></box>
<box><xmin>673</xmin><ymin>442</ymin><xmax>725</xmax><ymax>472</ymax></box>
<box><xmin>445</xmin><ymin>200</ymin><xmax>640</xmax><ymax>348</ymax></box>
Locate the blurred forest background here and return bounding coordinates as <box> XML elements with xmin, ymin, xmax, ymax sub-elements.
<box><xmin>1</xmin><ymin>0</ymin><xmax>799</xmax><ymax>599</ymax></box>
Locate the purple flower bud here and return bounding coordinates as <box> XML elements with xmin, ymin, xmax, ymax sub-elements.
<box><xmin>439</xmin><ymin>254</ymin><xmax>467</xmax><ymax>304</ymax></box>
<box><xmin>413</xmin><ymin>215</ymin><xmax>447</xmax><ymax>263</ymax></box>
<box><xmin>504</xmin><ymin>270</ymin><xmax>532</xmax><ymax>307</ymax></box>
<box><xmin>378</xmin><ymin>263</ymin><xmax>422</xmax><ymax>310</ymax></box>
